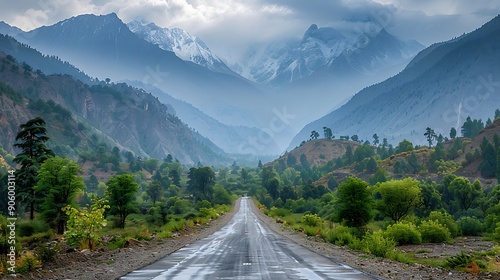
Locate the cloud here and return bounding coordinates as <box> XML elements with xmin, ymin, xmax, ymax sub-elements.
<box><xmin>0</xmin><ymin>0</ymin><xmax>499</xmax><ymax>58</ymax></box>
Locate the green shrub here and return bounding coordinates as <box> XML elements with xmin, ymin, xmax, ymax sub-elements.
<box><xmin>270</xmin><ymin>207</ymin><xmax>290</xmax><ymax>218</ymax></box>
<box><xmin>199</xmin><ymin>208</ymin><xmax>217</xmax><ymax>219</ymax></box>
<box><xmin>196</xmin><ymin>200</ymin><xmax>212</xmax><ymax>210</ymax></box>
<box><xmin>385</xmin><ymin>222</ymin><xmax>422</xmax><ymax>245</ymax></box>
<box><xmin>36</xmin><ymin>242</ymin><xmax>60</xmax><ymax>262</ymax></box>
<box><xmin>458</xmin><ymin>216</ymin><xmax>483</xmax><ymax>236</ymax></box>
<box><xmin>301</xmin><ymin>214</ymin><xmax>322</xmax><ymax>227</ymax></box>
<box><xmin>427</xmin><ymin>210</ymin><xmax>459</xmax><ymax>238</ymax></box>
<box><xmin>108</xmin><ymin>236</ymin><xmax>127</xmax><ymax>250</ymax></box>
<box><xmin>157</xmin><ymin>230</ymin><xmax>172</xmax><ymax>239</ymax></box>
<box><xmin>362</xmin><ymin>231</ymin><xmax>396</xmax><ymax>258</ymax></box>
<box><xmin>322</xmin><ymin>226</ymin><xmax>358</xmax><ymax>247</ymax></box>
<box><xmin>16</xmin><ymin>252</ymin><xmax>40</xmax><ymax>273</ymax></box>
<box><xmin>418</xmin><ymin>220</ymin><xmax>451</xmax><ymax>243</ymax></box>
<box><xmin>17</xmin><ymin>219</ymin><xmax>49</xmax><ymax>237</ymax></box>
<box><xmin>303</xmin><ymin>226</ymin><xmax>319</xmax><ymax>236</ymax></box>
<box><xmin>444</xmin><ymin>251</ymin><xmax>474</xmax><ymax>270</ymax></box>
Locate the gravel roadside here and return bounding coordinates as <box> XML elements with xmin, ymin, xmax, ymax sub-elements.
<box><xmin>249</xmin><ymin>199</ymin><xmax>498</xmax><ymax>280</ymax></box>
<box><xmin>14</xmin><ymin>198</ymin><xmax>241</xmax><ymax>280</ymax></box>
<box><xmin>11</xmin><ymin>197</ymin><xmax>500</xmax><ymax>280</ymax></box>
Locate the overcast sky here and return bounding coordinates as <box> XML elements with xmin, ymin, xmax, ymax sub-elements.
<box><xmin>1</xmin><ymin>0</ymin><xmax>499</xmax><ymax>60</ymax></box>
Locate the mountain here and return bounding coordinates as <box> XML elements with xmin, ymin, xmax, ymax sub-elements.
<box><xmin>11</xmin><ymin>13</ymin><xmax>268</xmax><ymax>129</ymax></box>
<box><xmin>125</xmin><ymin>80</ymin><xmax>282</xmax><ymax>156</ymax></box>
<box><xmin>127</xmin><ymin>18</ymin><xmax>232</xmax><ymax>74</ymax></box>
<box><xmin>0</xmin><ymin>52</ymin><xmax>228</xmax><ymax>165</ymax></box>
<box><xmin>0</xmin><ymin>34</ymin><xmax>91</xmax><ymax>83</ymax></box>
<box><xmin>236</xmin><ymin>24</ymin><xmax>423</xmax><ymax>87</ymax></box>
<box><xmin>288</xmin><ymin>15</ymin><xmax>500</xmax><ymax>150</ymax></box>
<box><xmin>0</xmin><ymin>21</ymin><xmax>23</xmax><ymax>37</ymax></box>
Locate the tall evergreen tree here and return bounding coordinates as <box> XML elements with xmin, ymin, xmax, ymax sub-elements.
<box><xmin>13</xmin><ymin>117</ymin><xmax>54</xmax><ymax>220</ymax></box>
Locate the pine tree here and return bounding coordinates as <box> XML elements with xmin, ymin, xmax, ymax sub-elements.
<box><xmin>13</xmin><ymin>117</ymin><xmax>54</xmax><ymax>220</ymax></box>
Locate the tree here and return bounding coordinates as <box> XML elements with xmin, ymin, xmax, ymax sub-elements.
<box><xmin>240</xmin><ymin>168</ymin><xmax>250</xmax><ymax>184</ymax></box>
<box><xmin>448</xmin><ymin>177</ymin><xmax>482</xmax><ymax>212</ymax></box>
<box><xmin>212</xmin><ymin>184</ymin><xmax>232</xmax><ymax>205</ymax></box>
<box><xmin>450</xmin><ymin>127</ymin><xmax>457</xmax><ymax>139</ymax></box>
<box><xmin>106</xmin><ymin>174</ymin><xmax>139</xmax><ymax>228</ymax></box>
<box><xmin>310</xmin><ymin>130</ymin><xmax>319</xmax><ymax>140</ymax></box>
<box><xmin>367</xmin><ymin>157</ymin><xmax>378</xmax><ymax>172</ymax></box>
<box><xmin>372</xmin><ymin>134</ymin><xmax>379</xmax><ymax>146</ymax></box>
<box><xmin>374</xmin><ymin>178</ymin><xmax>422</xmax><ymax>223</ymax></box>
<box><xmin>187</xmin><ymin>166</ymin><xmax>216</xmax><ymax>201</ymax></box>
<box><xmin>424</xmin><ymin>127</ymin><xmax>436</xmax><ymax>148</ymax></box>
<box><xmin>323</xmin><ymin>127</ymin><xmax>333</xmax><ymax>140</ymax></box>
<box><xmin>480</xmin><ymin>140</ymin><xmax>497</xmax><ymax>178</ymax></box>
<box><xmin>35</xmin><ymin>157</ymin><xmax>86</xmax><ymax>234</ymax></box>
<box><xmin>13</xmin><ymin>117</ymin><xmax>54</xmax><ymax>220</ymax></box>
<box><xmin>143</xmin><ymin>158</ymin><xmax>159</xmax><ymax>175</ymax></box>
<box><xmin>351</xmin><ymin>135</ymin><xmax>359</xmax><ymax>142</ymax></box>
<box><xmin>286</xmin><ymin>154</ymin><xmax>296</xmax><ymax>167</ymax></box>
<box><xmin>495</xmin><ymin>109</ymin><xmax>500</xmax><ymax>120</ymax></box>
<box><xmin>146</xmin><ymin>180</ymin><xmax>163</xmax><ymax>203</ymax></box>
<box><xmin>395</xmin><ymin>139</ymin><xmax>414</xmax><ymax>154</ymax></box>
<box><xmin>335</xmin><ymin>177</ymin><xmax>373</xmax><ymax>228</ymax></box>
<box><xmin>63</xmin><ymin>197</ymin><xmax>109</xmax><ymax>250</ymax></box>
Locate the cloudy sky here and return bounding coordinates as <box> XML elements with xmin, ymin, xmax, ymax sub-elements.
<box><xmin>1</xmin><ymin>0</ymin><xmax>499</xmax><ymax>59</ymax></box>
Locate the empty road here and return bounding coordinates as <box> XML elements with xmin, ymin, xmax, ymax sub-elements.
<box><xmin>121</xmin><ymin>197</ymin><xmax>376</xmax><ymax>280</ymax></box>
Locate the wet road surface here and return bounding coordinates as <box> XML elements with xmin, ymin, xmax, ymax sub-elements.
<box><xmin>121</xmin><ymin>197</ymin><xmax>376</xmax><ymax>280</ymax></box>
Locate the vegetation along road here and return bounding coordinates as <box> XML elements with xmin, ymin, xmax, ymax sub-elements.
<box><xmin>121</xmin><ymin>197</ymin><xmax>375</xmax><ymax>280</ymax></box>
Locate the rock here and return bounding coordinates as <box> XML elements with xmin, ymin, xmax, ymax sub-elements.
<box><xmin>66</xmin><ymin>248</ymin><xmax>77</xmax><ymax>253</ymax></box>
<box><xmin>81</xmin><ymin>249</ymin><xmax>91</xmax><ymax>255</ymax></box>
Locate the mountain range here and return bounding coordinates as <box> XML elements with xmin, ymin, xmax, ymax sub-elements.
<box><xmin>0</xmin><ymin>48</ymin><xmax>227</xmax><ymax>165</ymax></box>
<box><xmin>2</xmin><ymin>12</ymin><xmax>498</xmax><ymax>162</ymax></box>
<box><xmin>288</xmin><ymin>14</ymin><xmax>500</xmax><ymax>150</ymax></box>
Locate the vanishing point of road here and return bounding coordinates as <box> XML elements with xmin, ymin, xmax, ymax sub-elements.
<box><xmin>121</xmin><ymin>197</ymin><xmax>377</xmax><ymax>280</ymax></box>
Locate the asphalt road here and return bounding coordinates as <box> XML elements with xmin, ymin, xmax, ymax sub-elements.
<box><xmin>121</xmin><ymin>197</ymin><xmax>376</xmax><ymax>280</ymax></box>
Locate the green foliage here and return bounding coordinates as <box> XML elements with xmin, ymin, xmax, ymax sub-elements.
<box><xmin>457</xmin><ymin>216</ymin><xmax>483</xmax><ymax>236</ymax></box>
<box><xmin>444</xmin><ymin>251</ymin><xmax>486</xmax><ymax>271</ymax></box>
<box><xmin>108</xmin><ymin>236</ymin><xmax>127</xmax><ymax>250</ymax></box>
<box><xmin>335</xmin><ymin>177</ymin><xmax>373</xmax><ymax>228</ymax></box>
<box><xmin>187</xmin><ymin>166</ymin><xmax>216</xmax><ymax>201</ymax></box>
<box><xmin>35</xmin><ymin>157</ymin><xmax>86</xmax><ymax>234</ymax></box>
<box><xmin>427</xmin><ymin>210</ymin><xmax>459</xmax><ymax>238</ymax></box>
<box><xmin>384</xmin><ymin>222</ymin><xmax>422</xmax><ymax>245</ymax></box>
<box><xmin>301</xmin><ymin>214</ymin><xmax>322</xmax><ymax>227</ymax></box>
<box><xmin>13</xmin><ymin>117</ymin><xmax>54</xmax><ymax>220</ymax></box>
<box><xmin>16</xmin><ymin>252</ymin><xmax>41</xmax><ymax>273</ymax></box>
<box><xmin>362</xmin><ymin>231</ymin><xmax>396</xmax><ymax>258</ymax></box>
<box><xmin>36</xmin><ymin>242</ymin><xmax>61</xmax><ymax>262</ymax></box>
<box><xmin>448</xmin><ymin>177</ymin><xmax>483</xmax><ymax>212</ymax></box>
<box><xmin>63</xmin><ymin>197</ymin><xmax>109</xmax><ymax>250</ymax></box>
<box><xmin>212</xmin><ymin>184</ymin><xmax>233</xmax><ymax>205</ymax></box>
<box><xmin>321</xmin><ymin>225</ymin><xmax>359</xmax><ymax>247</ymax></box>
<box><xmin>106</xmin><ymin>174</ymin><xmax>139</xmax><ymax>229</ymax></box>
<box><xmin>374</xmin><ymin>178</ymin><xmax>422</xmax><ymax>222</ymax></box>
<box><xmin>17</xmin><ymin>219</ymin><xmax>49</xmax><ymax>237</ymax></box>
<box><xmin>418</xmin><ymin>220</ymin><xmax>452</xmax><ymax>243</ymax></box>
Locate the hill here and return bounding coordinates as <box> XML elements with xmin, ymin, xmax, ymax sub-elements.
<box><xmin>268</xmin><ymin>139</ymin><xmax>361</xmax><ymax>168</ymax></box>
<box><xmin>289</xmin><ymin>14</ymin><xmax>500</xmax><ymax>150</ymax></box>
<box><xmin>0</xmin><ymin>53</ymin><xmax>228</xmax><ymax>165</ymax></box>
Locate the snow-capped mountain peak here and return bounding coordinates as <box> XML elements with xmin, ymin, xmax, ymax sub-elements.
<box><xmin>127</xmin><ymin>18</ymin><xmax>232</xmax><ymax>74</ymax></box>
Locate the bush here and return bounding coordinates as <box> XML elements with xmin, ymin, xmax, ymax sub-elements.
<box><xmin>303</xmin><ymin>226</ymin><xmax>320</xmax><ymax>236</ymax></box>
<box><xmin>427</xmin><ymin>210</ymin><xmax>459</xmax><ymax>238</ymax></box>
<box><xmin>384</xmin><ymin>223</ymin><xmax>422</xmax><ymax>245</ymax></box>
<box><xmin>444</xmin><ymin>251</ymin><xmax>486</xmax><ymax>270</ymax></box>
<box><xmin>17</xmin><ymin>219</ymin><xmax>49</xmax><ymax>237</ymax></box>
<box><xmin>199</xmin><ymin>208</ymin><xmax>217</xmax><ymax>219</ymax></box>
<box><xmin>196</xmin><ymin>200</ymin><xmax>212</xmax><ymax>210</ymax></box>
<box><xmin>418</xmin><ymin>220</ymin><xmax>452</xmax><ymax>243</ymax></box>
<box><xmin>362</xmin><ymin>231</ymin><xmax>396</xmax><ymax>258</ymax></box>
<box><xmin>108</xmin><ymin>236</ymin><xmax>127</xmax><ymax>250</ymax></box>
<box><xmin>322</xmin><ymin>225</ymin><xmax>358</xmax><ymax>247</ymax></box>
<box><xmin>36</xmin><ymin>242</ymin><xmax>61</xmax><ymax>262</ymax></box>
<box><xmin>301</xmin><ymin>214</ymin><xmax>322</xmax><ymax>227</ymax></box>
<box><xmin>458</xmin><ymin>216</ymin><xmax>483</xmax><ymax>236</ymax></box>
<box><xmin>16</xmin><ymin>252</ymin><xmax>41</xmax><ymax>273</ymax></box>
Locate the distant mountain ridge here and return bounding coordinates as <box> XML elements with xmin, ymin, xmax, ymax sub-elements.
<box><xmin>0</xmin><ymin>51</ymin><xmax>228</xmax><ymax>165</ymax></box>
<box><xmin>10</xmin><ymin>13</ymin><xmax>268</xmax><ymax>129</ymax></box>
<box><xmin>127</xmin><ymin>18</ymin><xmax>233</xmax><ymax>74</ymax></box>
<box><xmin>236</xmin><ymin>24</ymin><xmax>423</xmax><ymax>87</ymax></box>
<box><xmin>289</xmin><ymin>14</ymin><xmax>500</xmax><ymax>150</ymax></box>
